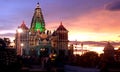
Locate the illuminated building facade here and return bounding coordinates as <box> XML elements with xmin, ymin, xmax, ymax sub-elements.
<box><xmin>15</xmin><ymin>21</ymin><xmax>29</xmax><ymax>55</ymax></box>
<box><xmin>51</xmin><ymin>22</ymin><xmax>69</xmax><ymax>55</ymax></box>
<box><xmin>15</xmin><ymin>3</ymin><xmax>69</xmax><ymax>56</ymax></box>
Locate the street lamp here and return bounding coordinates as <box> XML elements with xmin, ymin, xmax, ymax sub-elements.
<box><xmin>17</xmin><ymin>28</ymin><xmax>23</xmax><ymax>55</ymax></box>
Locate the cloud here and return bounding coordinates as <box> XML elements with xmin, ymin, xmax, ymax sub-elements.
<box><xmin>46</xmin><ymin>9</ymin><xmax>120</xmax><ymax>41</ymax></box>
<box><xmin>118</xmin><ymin>35</ymin><xmax>120</xmax><ymax>38</ymax></box>
<box><xmin>0</xmin><ymin>33</ymin><xmax>15</xmax><ymax>41</ymax></box>
<box><xmin>105</xmin><ymin>1</ymin><xmax>120</xmax><ymax>11</ymax></box>
<box><xmin>70</xmin><ymin>41</ymin><xmax>120</xmax><ymax>48</ymax></box>
<box><xmin>43</xmin><ymin>0</ymin><xmax>108</xmax><ymax>24</ymax></box>
<box><xmin>0</xmin><ymin>33</ymin><xmax>15</xmax><ymax>37</ymax></box>
<box><xmin>66</xmin><ymin>9</ymin><xmax>120</xmax><ymax>33</ymax></box>
<box><xmin>0</xmin><ymin>0</ymin><xmax>120</xmax><ymax>41</ymax></box>
<box><xmin>46</xmin><ymin>9</ymin><xmax>119</xmax><ymax>41</ymax></box>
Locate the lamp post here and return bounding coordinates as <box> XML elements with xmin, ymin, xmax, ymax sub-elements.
<box><xmin>17</xmin><ymin>28</ymin><xmax>23</xmax><ymax>55</ymax></box>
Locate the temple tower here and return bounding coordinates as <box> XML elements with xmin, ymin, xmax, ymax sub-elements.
<box><xmin>30</xmin><ymin>2</ymin><xmax>45</xmax><ymax>32</ymax></box>
<box><xmin>52</xmin><ymin>22</ymin><xmax>69</xmax><ymax>55</ymax></box>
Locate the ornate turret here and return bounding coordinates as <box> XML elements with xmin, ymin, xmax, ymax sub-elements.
<box><xmin>56</xmin><ymin>22</ymin><xmax>68</xmax><ymax>41</ymax></box>
<box><xmin>54</xmin><ymin>22</ymin><xmax>69</xmax><ymax>55</ymax></box>
<box><xmin>30</xmin><ymin>2</ymin><xmax>45</xmax><ymax>32</ymax></box>
<box><xmin>19</xmin><ymin>21</ymin><xmax>29</xmax><ymax>30</ymax></box>
<box><xmin>56</xmin><ymin>22</ymin><xmax>68</xmax><ymax>31</ymax></box>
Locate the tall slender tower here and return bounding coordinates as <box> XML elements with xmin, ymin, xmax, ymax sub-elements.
<box><xmin>55</xmin><ymin>22</ymin><xmax>69</xmax><ymax>55</ymax></box>
<box><xmin>30</xmin><ymin>2</ymin><xmax>45</xmax><ymax>32</ymax></box>
<box><xmin>28</xmin><ymin>3</ymin><xmax>51</xmax><ymax>56</ymax></box>
<box><xmin>15</xmin><ymin>21</ymin><xmax>29</xmax><ymax>55</ymax></box>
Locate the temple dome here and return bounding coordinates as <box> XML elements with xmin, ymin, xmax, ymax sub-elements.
<box><xmin>104</xmin><ymin>42</ymin><xmax>114</xmax><ymax>51</ymax></box>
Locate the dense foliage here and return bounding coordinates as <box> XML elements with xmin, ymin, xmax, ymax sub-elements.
<box><xmin>67</xmin><ymin>51</ymin><xmax>100</xmax><ymax>68</ymax></box>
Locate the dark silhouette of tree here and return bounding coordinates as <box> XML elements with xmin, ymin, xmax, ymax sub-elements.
<box><xmin>67</xmin><ymin>51</ymin><xmax>100</xmax><ymax>67</ymax></box>
<box><xmin>114</xmin><ymin>48</ymin><xmax>120</xmax><ymax>62</ymax></box>
<box><xmin>3</xmin><ymin>38</ymin><xmax>10</xmax><ymax>47</ymax></box>
<box><xmin>80</xmin><ymin>51</ymin><xmax>100</xmax><ymax>67</ymax></box>
<box><xmin>0</xmin><ymin>38</ymin><xmax>6</xmax><ymax>49</ymax></box>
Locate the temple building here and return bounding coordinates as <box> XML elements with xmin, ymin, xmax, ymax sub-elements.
<box><xmin>15</xmin><ymin>3</ymin><xmax>69</xmax><ymax>56</ymax></box>
<box><xmin>51</xmin><ymin>22</ymin><xmax>69</xmax><ymax>55</ymax></box>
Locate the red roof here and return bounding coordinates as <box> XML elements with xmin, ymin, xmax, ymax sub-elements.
<box><xmin>20</xmin><ymin>21</ymin><xmax>29</xmax><ymax>30</ymax></box>
<box><xmin>56</xmin><ymin>22</ymin><xmax>68</xmax><ymax>31</ymax></box>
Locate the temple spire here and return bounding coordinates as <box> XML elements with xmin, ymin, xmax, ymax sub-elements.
<box><xmin>30</xmin><ymin>2</ymin><xmax>45</xmax><ymax>32</ymax></box>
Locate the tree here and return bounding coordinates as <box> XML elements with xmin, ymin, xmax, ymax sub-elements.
<box><xmin>80</xmin><ymin>51</ymin><xmax>100</xmax><ymax>67</ymax></box>
<box><xmin>0</xmin><ymin>38</ymin><xmax>6</xmax><ymax>49</ymax></box>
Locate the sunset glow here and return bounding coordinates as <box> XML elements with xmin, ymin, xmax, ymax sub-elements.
<box><xmin>68</xmin><ymin>32</ymin><xmax>120</xmax><ymax>41</ymax></box>
<box><xmin>89</xmin><ymin>47</ymin><xmax>104</xmax><ymax>54</ymax></box>
<box><xmin>73</xmin><ymin>44</ymin><xmax>104</xmax><ymax>55</ymax></box>
<box><xmin>0</xmin><ymin>0</ymin><xmax>120</xmax><ymax>54</ymax></box>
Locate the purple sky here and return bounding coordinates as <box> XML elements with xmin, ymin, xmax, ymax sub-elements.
<box><xmin>1</xmin><ymin>0</ymin><xmax>120</xmax><ymax>42</ymax></box>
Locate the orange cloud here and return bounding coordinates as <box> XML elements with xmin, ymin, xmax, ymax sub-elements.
<box><xmin>46</xmin><ymin>9</ymin><xmax>120</xmax><ymax>41</ymax></box>
<box><xmin>68</xmin><ymin>10</ymin><xmax>120</xmax><ymax>33</ymax></box>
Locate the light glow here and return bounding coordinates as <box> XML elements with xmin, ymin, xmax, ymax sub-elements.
<box><xmin>35</xmin><ymin>22</ymin><xmax>45</xmax><ymax>32</ymax></box>
<box><xmin>21</xmin><ymin>43</ymin><xmax>24</xmax><ymax>47</ymax></box>
<box><xmin>17</xmin><ymin>28</ymin><xmax>23</xmax><ymax>33</ymax></box>
<box><xmin>68</xmin><ymin>32</ymin><xmax>120</xmax><ymax>41</ymax></box>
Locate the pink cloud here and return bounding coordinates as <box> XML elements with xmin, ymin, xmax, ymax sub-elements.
<box><xmin>65</xmin><ymin>9</ymin><xmax>120</xmax><ymax>33</ymax></box>
<box><xmin>46</xmin><ymin>9</ymin><xmax>120</xmax><ymax>41</ymax></box>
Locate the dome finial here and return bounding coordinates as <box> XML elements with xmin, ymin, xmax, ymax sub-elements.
<box><xmin>37</xmin><ymin>2</ymin><xmax>39</xmax><ymax>4</ymax></box>
<box><xmin>36</xmin><ymin>2</ymin><xmax>40</xmax><ymax>8</ymax></box>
